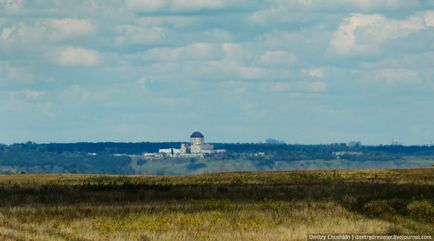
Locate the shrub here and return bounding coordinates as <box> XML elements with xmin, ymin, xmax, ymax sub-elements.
<box><xmin>137</xmin><ymin>159</ymin><xmax>146</xmax><ymax>165</ymax></box>
<box><xmin>386</xmin><ymin>225</ymin><xmax>404</xmax><ymax>235</ymax></box>
<box><xmin>363</xmin><ymin>200</ymin><xmax>396</xmax><ymax>217</ymax></box>
<box><xmin>186</xmin><ymin>163</ymin><xmax>207</xmax><ymax>171</ymax></box>
<box><xmin>407</xmin><ymin>200</ymin><xmax>434</xmax><ymax>218</ymax></box>
<box><xmin>341</xmin><ymin>194</ymin><xmax>358</xmax><ymax>210</ymax></box>
<box><xmin>139</xmin><ymin>234</ymin><xmax>151</xmax><ymax>241</ymax></box>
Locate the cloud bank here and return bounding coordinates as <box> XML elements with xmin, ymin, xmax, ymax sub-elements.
<box><xmin>0</xmin><ymin>0</ymin><xmax>433</xmax><ymax>144</ymax></box>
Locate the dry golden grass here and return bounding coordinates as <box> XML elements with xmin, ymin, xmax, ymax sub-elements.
<box><xmin>0</xmin><ymin>202</ymin><xmax>396</xmax><ymax>241</ymax></box>
<box><xmin>0</xmin><ymin>168</ymin><xmax>433</xmax><ymax>241</ymax></box>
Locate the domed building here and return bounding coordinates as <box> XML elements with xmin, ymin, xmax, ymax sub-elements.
<box><xmin>190</xmin><ymin>131</ymin><xmax>205</xmax><ymax>145</ymax></box>
<box><xmin>189</xmin><ymin>131</ymin><xmax>214</xmax><ymax>154</ymax></box>
<box><xmin>159</xmin><ymin>131</ymin><xmax>225</xmax><ymax>156</ymax></box>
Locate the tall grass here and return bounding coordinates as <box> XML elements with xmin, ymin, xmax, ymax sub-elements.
<box><xmin>0</xmin><ymin>168</ymin><xmax>433</xmax><ymax>241</ymax></box>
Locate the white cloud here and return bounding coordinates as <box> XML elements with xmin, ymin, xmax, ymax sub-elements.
<box><xmin>348</xmin><ymin>0</ymin><xmax>421</xmax><ymax>11</ymax></box>
<box><xmin>360</xmin><ymin>68</ymin><xmax>420</xmax><ymax>85</ymax></box>
<box><xmin>259</xmin><ymin>50</ymin><xmax>296</xmax><ymax>66</ymax></box>
<box><xmin>116</xmin><ymin>25</ymin><xmax>165</xmax><ymax>44</ymax></box>
<box><xmin>424</xmin><ymin>11</ymin><xmax>434</xmax><ymax>27</ymax></box>
<box><xmin>303</xmin><ymin>68</ymin><xmax>325</xmax><ymax>78</ymax></box>
<box><xmin>56</xmin><ymin>47</ymin><xmax>100</xmax><ymax>66</ymax></box>
<box><xmin>135</xmin><ymin>75</ymin><xmax>187</xmax><ymax>106</ymax></box>
<box><xmin>42</xmin><ymin>19</ymin><xmax>94</xmax><ymax>41</ymax></box>
<box><xmin>143</xmin><ymin>42</ymin><xmax>221</xmax><ymax>61</ymax></box>
<box><xmin>125</xmin><ymin>0</ymin><xmax>224</xmax><ymax>12</ymax></box>
<box><xmin>270</xmin><ymin>81</ymin><xmax>327</xmax><ymax>92</ymax></box>
<box><xmin>201</xmin><ymin>42</ymin><xmax>271</xmax><ymax>80</ymax></box>
<box><xmin>0</xmin><ymin>18</ymin><xmax>94</xmax><ymax>51</ymax></box>
<box><xmin>27</xmin><ymin>90</ymin><xmax>44</xmax><ymax>98</ymax></box>
<box><xmin>238</xmin><ymin>66</ymin><xmax>266</xmax><ymax>79</ymax></box>
<box><xmin>209</xmin><ymin>59</ymin><xmax>267</xmax><ymax>80</ymax></box>
<box><xmin>0</xmin><ymin>0</ymin><xmax>23</xmax><ymax>9</ymax></box>
<box><xmin>6</xmin><ymin>88</ymin><xmax>56</xmax><ymax>118</ymax></box>
<box><xmin>138</xmin><ymin>76</ymin><xmax>154</xmax><ymax>91</ymax></box>
<box><xmin>248</xmin><ymin>0</ymin><xmax>421</xmax><ymax>25</ymax></box>
<box><xmin>222</xmin><ymin>42</ymin><xmax>242</xmax><ymax>56</ymax></box>
<box><xmin>140</xmin><ymin>41</ymin><xmax>274</xmax><ymax>80</ymax></box>
<box><xmin>330</xmin><ymin>12</ymin><xmax>433</xmax><ymax>56</ymax></box>
<box><xmin>307</xmin><ymin>81</ymin><xmax>327</xmax><ymax>92</ymax></box>
<box><xmin>37</xmin><ymin>102</ymin><xmax>56</xmax><ymax>118</ymax></box>
<box><xmin>361</xmin><ymin>51</ymin><xmax>434</xmax><ymax>69</ymax></box>
<box><xmin>125</xmin><ymin>0</ymin><xmax>166</xmax><ymax>12</ymax></box>
<box><xmin>64</xmin><ymin>85</ymin><xmax>91</xmax><ymax>103</ymax></box>
<box><xmin>220</xmin><ymin>43</ymin><xmax>261</xmax><ymax>65</ymax></box>
<box><xmin>171</xmin><ymin>0</ymin><xmax>224</xmax><ymax>11</ymax></box>
<box><xmin>8</xmin><ymin>89</ymin><xmax>46</xmax><ymax>106</ymax></box>
<box><xmin>137</xmin><ymin>16</ymin><xmax>195</xmax><ymax>29</ymax></box>
<box><xmin>1</xmin><ymin>23</ymin><xmax>40</xmax><ymax>47</ymax></box>
<box><xmin>270</xmin><ymin>82</ymin><xmax>291</xmax><ymax>91</ymax></box>
<box><xmin>207</xmin><ymin>29</ymin><xmax>233</xmax><ymax>42</ymax></box>
<box><xmin>0</xmin><ymin>62</ymin><xmax>34</xmax><ymax>82</ymax></box>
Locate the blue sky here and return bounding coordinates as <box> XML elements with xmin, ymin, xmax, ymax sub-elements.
<box><xmin>1</xmin><ymin>0</ymin><xmax>434</xmax><ymax>145</ymax></box>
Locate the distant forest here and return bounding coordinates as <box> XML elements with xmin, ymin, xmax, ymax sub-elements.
<box><xmin>5</xmin><ymin>141</ymin><xmax>434</xmax><ymax>154</ymax></box>
<box><xmin>1</xmin><ymin>142</ymin><xmax>434</xmax><ymax>175</ymax></box>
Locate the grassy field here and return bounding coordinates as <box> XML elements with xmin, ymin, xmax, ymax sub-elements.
<box><xmin>0</xmin><ymin>168</ymin><xmax>433</xmax><ymax>241</ymax></box>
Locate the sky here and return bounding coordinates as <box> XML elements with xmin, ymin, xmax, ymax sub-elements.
<box><xmin>1</xmin><ymin>0</ymin><xmax>434</xmax><ymax>145</ymax></box>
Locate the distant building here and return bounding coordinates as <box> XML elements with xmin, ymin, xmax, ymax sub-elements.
<box><xmin>143</xmin><ymin>153</ymin><xmax>164</xmax><ymax>158</ymax></box>
<box><xmin>333</xmin><ymin>151</ymin><xmax>363</xmax><ymax>159</ymax></box>
<box><xmin>391</xmin><ymin>139</ymin><xmax>401</xmax><ymax>146</ymax></box>
<box><xmin>264</xmin><ymin>138</ymin><xmax>286</xmax><ymax>145</ymax></box>
<box><xmin>158</xmin><ymin>131</ymin><xmax>225</xmax><ymax>157</ymax></box>
<box><xmin>180</xmin><ymin>143</ymin><xmax>188</xmax><ymax>154</ymax></box>
<box><xmin>158</xmin><ymin>148</ymin><xmax>181</xmax><ymax>156</ymax></box>
<box><xmin>347</xmin><ymin>141</ymin><xmax>362</xmax><ymax>148</ymax></box>
<box><xmin>189</xmin><ymin>131</ymin><xmax>215</xmax><ymax>154</ymax></box>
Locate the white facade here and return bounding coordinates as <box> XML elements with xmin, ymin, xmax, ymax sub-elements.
<box><xmin>191</xmin><ymin>137</ymin><xmax>205</xmax><ymax>145</ymax></box>
<box><xmin>157</xmin><ymin>132</ymin><xmax>225</xmax><ymax>157</ymax></box>
<box><xmin>159</xmin><ymin>148</ymin><xmax>181</xmax><ymax>156</ymax></box>
<box><xmin>189</xmin><ymin>131</ymin><xmax>218</xmax><ymax>154</ymax></box>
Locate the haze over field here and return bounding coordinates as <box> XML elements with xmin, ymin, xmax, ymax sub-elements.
<box><xmin>1</xmin><ymin>1</ymin><xmax>434</xmax><ymax>145</ymax></box>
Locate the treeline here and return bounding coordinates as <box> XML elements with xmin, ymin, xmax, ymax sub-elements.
<box><xmin>2</xmin><ymin>142</ymin><xmax>182</xmax><ymax>155</ymax></box>
<box><xmin>215</xmin><ymin>143</ymin><xmax>434</xmax><ymax>155</ymax></box>
<box><xmin>0</xmin><ymin>143</ymin><xmax>133</xmax><ymax>174</ymax></box>
<box><xmin>3</xmin><ymin>142</ymin><xmax>434</xmax><ymax>155</ymax></box>
<box><xmin>1</xmin><ymin>142</ymin><xmax>434</xmax><ymax>175</ymax></box>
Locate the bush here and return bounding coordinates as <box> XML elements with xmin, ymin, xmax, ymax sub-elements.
<box><xmin>341</xmin><ymin>194</ymin><xmax>358</xmax><ymax>210</ymax></box>
<box><xmin>139</xmin><ymin>235</ymin><xmax>151</xmax><ymax>241</ymax></box>
<box><xmin>137</xmin><ymin>159</ymin><xmax>147</xmax><ymax>165</ymax></box>
<box><xmin>186</xmin><ymin>163</ymin><xmax>207</xmax><ymax>171</ymax></box>
<box><xmin>407</xmin><ymin>200</ymin><xmax>434</xmax><ymax>218</ymax></box>
<box><xmin>363</xmin><ymin>200</ymin><xmax>396</xmax><ymax>217</ymax></box>
<box><xmin>386</xmin><ymin>225</ymin><xmax>404</xmax><ymax>235</ymax></box>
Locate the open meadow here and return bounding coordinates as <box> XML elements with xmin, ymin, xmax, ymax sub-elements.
<box><xmin>0</xmin><ymin>168</ymin><xmax>433</xmax><ymax>241</ymax></box>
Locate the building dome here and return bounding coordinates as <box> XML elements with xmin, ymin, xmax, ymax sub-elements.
<box><xmin>190</xmin><ymin>131</ymin><xmax>204</xmax><ymax>138</ymax></box>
